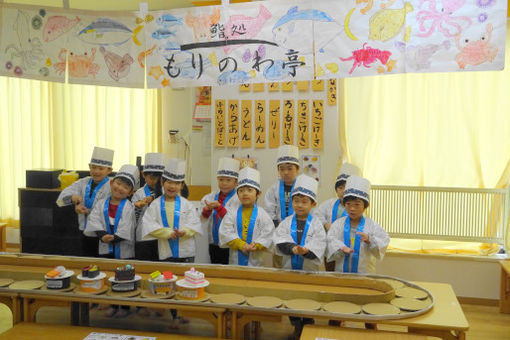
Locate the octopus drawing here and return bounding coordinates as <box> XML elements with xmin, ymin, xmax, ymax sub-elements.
<box><xmin>5</xmin><ymin>10</ymin><xmax>44</xmax><ymax>71</ymax></box>
<box><xmin>455</xmin><ymin>23</ymin><xmax>498</xmax><ymax>69</ymax></box>
<box><xmin>416</xmin><ymin>0</ymin><xmax>472</xmax><ymax>38</ymax></box>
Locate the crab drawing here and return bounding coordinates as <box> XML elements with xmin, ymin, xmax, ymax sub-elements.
<box><xmin>455</xmin><ymin>23</ymin><xmax>498</xmax><ymax>69</ymax></box>
<box><xmin>53</xmin><ymin>48</ymin><xmax>99</xmax><ymax>78</ymax></box>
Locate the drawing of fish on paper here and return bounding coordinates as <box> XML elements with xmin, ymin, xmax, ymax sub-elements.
<box><xmin>272</xmin><ymin>6</ymin><xmax>343</xmax><ymax>54</ymax></box>
<box><xmin>43</xmin><ymin>15</ymin><xmax>80</xmax><ymax>42</ymax></box>
<box><xmin>222</xmin><ymin>4</ymin><xmax>272</xmax><ymax>54</ymax></box>
<box><xmin>77</xmin><ymin>18</ymin><xmax>141</xmax><ymax>46</ymax></box>
<box><xmin>99</xmin><ymin>46</ymin><xmax>133</xmax><ymax>81</ymax></box>
<box><xmin>156</xmin><ymin>14</ymin><xmax>183</xmax><ymax>28</ymax></box>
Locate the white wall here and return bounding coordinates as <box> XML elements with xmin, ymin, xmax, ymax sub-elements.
<box><xmin>378</xmin><ymin>252</ymin><xmax>502</xmax><ymax>300</ymax></box>
<box><xmin>210</xmin><ymin>84</ymin><xmax>342</xmax><ymax>202</ymax></box>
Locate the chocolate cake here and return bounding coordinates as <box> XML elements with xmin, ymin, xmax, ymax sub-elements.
<box><xmin>115</xmin><ymin>264</ymin><xmax>135</xmax><ymax>281</ymax></box>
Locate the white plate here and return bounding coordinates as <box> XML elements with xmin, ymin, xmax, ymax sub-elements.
<box><xmin>176</xmin><ymin>278</ymin><xmax>209</xmax><ymax>289</ymax></box>
<box><xmin>77</xmin><ymin>272</ymin><xmax>106</xmax><ymax>281</ymax></box>
<box><xmin>45</xmin><ymin>270</ymin><xmax>74</xmax><ymax>280</ymax></box>
<box><xmin>109</xmin><ymin>274</ymin><xmax>142</xmax><ymax>283</ymax></box>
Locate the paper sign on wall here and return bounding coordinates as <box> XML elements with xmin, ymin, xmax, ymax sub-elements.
<box><xmin>228</xmin><ymin>100</ymin><xmax>239</xmax><ymax>147</ymax></box>
<box><xmin>312</xmin><ymin>80</ymin><xmax>324</xmax><ymax>91</ymax></box>
<box><xmin>269</xmin><ymin>100</ymin><xmax>280</xmax><ymax>149</ymax></box>
<box><xmin>281</xmin><ymin>82</ymin><xmax>293</xmax><ymax>91</ymax></box>
<box><xmin>297</xmin><ymin>81</ymin><xmax>309</xmax><ymax>91</ymax></box>
<box><xmin>239</xmin><ymin>84</ymin><xmax>251</xmax><ymax>92</ymax></box>
<box><xmin>327</xmin><ymin>79</ymin><xmax>337</xmax><ymax>105</ymax></box>
<box><xmin>268</xmin><ymin>82</ymin><xmax>280</xmax><ymax>92</ymax></box>
<box><xmin>282</xmin><ymin>99</ymin><xmax>294</xmax><ymax>145</ymax></box>
<box><xmin>254</xmin><ymin>100</ymin><xmax>266</xmax><ymax>148</ymax></box>
<box><xmin>253</xmin><ymin>83</ymin><xmax>265</xmax><ymax>92</ymax></box>
<box><xmin>297</xmin><ymin>100</ymin><xmax>309</xmax><ymax>149</ymax></box>
<box><xmin>241</xmin><ymin>100</ymin><xmax>252</xmax><ymax>148</ymax></box>
<box><xmin>214</xmin><ymin>99</ymin><xmax>226</xmax><ymax>147</ymax></box>
<box><xmin>312</xmin><ymin>100</ymin><xmax>324</xmax><ymax>149</ymax></box>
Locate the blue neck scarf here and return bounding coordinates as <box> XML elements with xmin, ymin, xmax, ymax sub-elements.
<box><xmin>236</xmin><ymin>204</ymin><xmax>258</xmax><ymax>266</ymax></box>
<box><xmin>343</xmin><ymin>216</ymin><xmax>365</xmax><ymax>273</ymax></box>
<box><xmin>331</xmin><ymin>199</ymin><xmax>347</xmax><ymax>223</ymax></box>
<box><xmin>143</xmin><ymin>184</ymin><xmax>151</xmax><ymax>197</ymax></box>
<box><xmin>212</xmin><ymin>190</ymin><xmax>235</xmax><ymax>245</ymax></box>
<box><xmin>279</xmin><ymin>179</ymin><xmax>295</xmax><ymax>220</ymax></box>
<box><xmin>102</xmin><ymin>197</ymin><xmax>127</xmax><ymax>259</ymax></box>
<box><xmin>290</xmin><ymin>214</ymin><xmax>312</xmax><ymax>270</ymax></box>
<box><xmin>161</xmin><ymin>195</ymin><xmax>181</xmax><ymax>258</ymax></box>
<box><xmin>84</xmin><ymin>177</ymin><xmax>109</xmax><ymax>229</ymax></box>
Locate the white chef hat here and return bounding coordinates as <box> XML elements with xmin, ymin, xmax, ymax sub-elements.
<box><xmin>343</xmin><ymin>175</ymin><xmax>371</xmax><ymax>203</ymax></box>
<box><xmin>90</xmin><ymin>147</ymin><xmax>114</xmax><ymax>168</ymax></box>
<box><xmin>291</xmin><ymin>174</ymin><xmax>318</xmax><ymax>202</ymax></box>
<box><xmin>336</xmin><ymin>163</ymin><xmax>361</xmax><ymax>184</ymax></box>
<box><xmin>217</xmin><ymin>157</ymin><xmax>240</xmax><ymax>179</ymax></box>
<box><xmin>143</xmin><ymin>153</ymin><xmax>165</xmax><ymax>173</ymax></box>
<box><xmin>114</xmin><ymin>164</ymin><xmax>140</xmax><ymax>189</ymax></box>
<box><xmin>236</xmin><ymin>167</ymin><xmax>260</xmax><ymax>191</ymax></box>
<box><xmin>163</xmin><ymin>158</ymin><xmax>186</xmax><ymax>182</ymax></box>
<box><xmin>277</xmin><ymin>145</ymin><xmax>299</xmax><ymax>166</ymax></box>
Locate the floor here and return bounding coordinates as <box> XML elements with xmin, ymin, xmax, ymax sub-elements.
<box><xmin>33</xmin><ymin>302</ymin><xmax>510</xmax><ymax>340</ymax></box>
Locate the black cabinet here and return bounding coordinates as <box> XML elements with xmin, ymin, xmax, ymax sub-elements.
<box><xmin>19</xmin><ymin>188</ymin><xmax>82</xmax><ymax>256</ymax></box>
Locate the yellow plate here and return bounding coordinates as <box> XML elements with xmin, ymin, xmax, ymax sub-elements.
<box><xmin>362</xmin><ymin>303</ymin><xmax>400</xmax><ymax>315</ymax></box>
<box><xmin>391</xmin><ymin>297</ymin><xmax>431</xmax><ymax>311</ymax></box>
<box><xmin>0</xmin><ymin>278</ymin><xmax>14</xmax><ymax>287</ymax></box>
<box><xmin>284</xmin><ymin>299</ymin><xmax>321</xmax><ymax>311</ymax></box>
<box><xmin>106</xmin><ymin>288</ymin><xmax>142</xmax><ymax>298</ymax></box>
<box><xmin>175</xmin><ymin>292</ymin><xmax>210</xmax><ymax>302</ymax></box>
<box><xmin>378</xmin><ymin>278</ymin><xmax>405</xmax><ymax>290</ymax></box>
<box><xmin>246</xmin><ymin>296</ymin><xmax>282</xmax><ymax>308</ymax></box>
<box><xmin>140</xmin><ymin>290</ymin><xmax>175</xmax><ymax>299</ymax></box>
<box><xmin>73</xmin><ymin>286</ymin><xmax>108</xmax><ymax>295</ymax></box>
<box><xmin>41</xmin><ymin>282</ymin><xmax>76</xmax><ymax>292</ymax></box>
<box><xmin>210</xmin><ymin>293</ymin><xmax>246</xmax><ymax>305</ymax></box>
<box><xmin>9</xmin><ymin>280</ymin><xmax>44</xmax><ymax>290</ymax></box>
<box><xmin>395</xmin><ymin>287</ymin><xmax>428</xmax><ymax>300</ymax></box>
<box><xmin>323</xmin><ymin>301</ymin><xmax>362</xmax><ymax>314</ymax></box>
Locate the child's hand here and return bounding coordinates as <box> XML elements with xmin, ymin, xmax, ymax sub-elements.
<box><xmin>341</xmin><ymin>246</ymin><xmax>354</xmax><ymax>254</ymax></box>
<box><xmin>101</xmin><ymin>234</ymin><xmax>114</xmax><ymax>243</ymax></box>
<box><xmin>297</xmin><ymin>245</ymin><xmax>309</xmax><ymax>255</ymax></box>
<box><xmin>204</xmin><ymin>200</ymin><xmax>220</xmax><ymax>210</ymax></box>
<box><xmin>71</xmin><ymin>195</ymin><xmax>82</xmax><ymax>205</ymax></box>
<box><xmin>145</xmin><ymin>196</ymin><xmax>154</xmax><ymax>204</ymax></box>
<box><xmin>356</xmin><ymin>231</ymin><xmax>370</xmax><ymax>244</ymax></box>
<box><xmin>134</xmin><ymin>200</ymin><xmax>146</xmax><ymax>208</ymax></box>
<box><xmin>241</xmin><ymin>243</ymin><xmax>251</xmax><ymax>254</ymax></box>
<box><xmin>169</xmin><ymin>230</ymin><xmax>177</xmax><ymax>240</ymax></box>
<box><xmin>324</xmin><ymin>222</ymin><xmax>332</xmax><ymax>231</ymax></box>
<box><xmin>75</xmin><ymin>204</ymin><xmax>88</xmax><ymax>215</ymax></box>
<box><xmin>291</xmin><ymin>246</ymin><xmax>299</xmax><ymax>255</ymax></box>
<box><xmin>174</xmin><ymin>228</ymin><xmax>186</xmax><ymax>238</ymax></box>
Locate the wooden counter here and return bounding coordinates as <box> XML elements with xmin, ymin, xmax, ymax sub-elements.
<box><xmin>0</xmin><ymin>322</ymin><xmax>227</xmax><ymax>339</ymax></box>
<box><xmin>500</xmin><ymin>260</ymin><xmax>510</xmax><ymax>313</ymax></box>
<box><xmin>300</xmin><ymin>325</ymin><xmax>435</xmax><ymax>340</ymax></box>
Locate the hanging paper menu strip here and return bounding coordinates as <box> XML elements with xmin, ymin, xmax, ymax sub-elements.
<box><xmin>312</xmin><ymin>100</ymin><xmax>324</xmax><ymax>149</ymax></box>
<box><xmin>228</xmin><ymin>100</ymin><xmax>239</xmax><ymax>147</ymax></box>
<box><xmin>268</xmin><ymin>82</ymin><xmax>280</xmax><ymax>92</ymax></box>
<box><xmin>215</xmin><ymin>99</ymin><xmax>226</xmax><ymax>147</ymax></box>
<box><xmin>281</xmin><ymin>82</ymin><xmax>293</xmax><ymax>92</ymax></box>
<box><xmin>297</xmin><ymin>81</ymin><xmax>309</xmax><ymax>91</ymax></box>
<box><xmin>254</xmin><ymin>100</ymin><xmax>266</xmax><ymax>149</ymax></box>
<box><xmin>312</xmin><ymin>80</ymin><xmax>324</xmax><ymax>91</ymax></box>
<box><xmin>240</xmin><ymin>100</ymin><xmax>252</xmax><ymax>148</ymax></box>
<box><xmin>327</xmin><ymin>79</ymin><xmax>337</xmax><ymax>105</ymax></box>
<box><xmin>268</xmin><ymin>100</ymin><xmax>280</xmax><ymax>149</ymax></box>
<box><xmin>282</xmin><ymin>99</ymin><xmax>294</xmax><ymax>145</ymax></box>
<box><xmin>297</xmin><ymin>100</ymin><xmax>309</xmax><ymax>149</ymax></box>
<box><xmin>253</xmin><ymin>83</ymin><xmax>265</xmax><ymax>92</ymax></box>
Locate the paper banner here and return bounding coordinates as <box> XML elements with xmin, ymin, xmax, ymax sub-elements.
<box><xmin>282</xmin><ymin>99</ymin><xmax>294</xmax><ymax>145</ymax></box>
<box><xmin>254</xmin><ymin>100</ymin><xmax>266</xmax><ymax>148</ymax></box>
<box><xmin>281</xmin><ymin>81</ymin><xmax>293</xmax><ymax>91</ymax></box>
<box><xmin>0</xmin><ymin>4</ymin><xmax>66</xmax><ymax>82</ymax></box>
<box><xmin>227</xmin><ymin>100</ymin><xmax>239</xmax><ymax>147</ymax></box>
<box><xmin>268</xmin><ymin>99</ymin><xmax>280</xmax><ymax>148</ymax></box>
<box><xmin>240</xmin><ymin>100</ymin><xmax>252</xmax><ymax>148</ymax></box>
<box><xmin>297</xmin><ymin>99</ymin><xmax>309</xmax><ymax>149</ymax></box>
<box><xmin>311</xmin><ymin>100</ymin><xmax>323</xmax><ymax>149</ymax></box>
<box><xmin>327</xmin><ymin>78</ymin><xmax>337</xmax><ymax>105</ymax></box>
<box><xmin>268</xmin><ymin>82</ymin><xmax>280</xmax><ymax>91</ymax></box>
<box><xmin>239</xmin><ymin>83</ymin><xmax>251</xmax><ymax>92</ymax></box>
<box><xmin>65</xmin><ymin>11</ymin><xmax>145</xmax><ymax>87</ymax></box>
<box><xmin>214</xmin><ymin>99</ymin><xmax>226</xmax><ymax>147</ymax></box>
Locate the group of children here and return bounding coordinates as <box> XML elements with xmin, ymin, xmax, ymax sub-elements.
<box><xmin>57</xmin><ymin>145</ymin><xmax>390</xmax><ymax>336</ymax></box>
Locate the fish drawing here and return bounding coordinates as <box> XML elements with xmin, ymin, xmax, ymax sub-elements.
<box><xmin>157</xmin><ymin>41</ymin><xmax>181</xmax><ymax>56</ymax></box>
<box><xmin>395</xmin><ymin>40</ymin><xmax>450</xmax><ymax>70</ymax></box>
<box><xmin>222</xmin><ymin>4</ymin><xmax>272</xmax><ymax>54</ymax></box>
<box><xmin>369</xmin><ymin>2</ymin><xmax>413</xmax><ymax>42</ymax></box>
<box><xmin>156</xmin><ymin>14</ymin><xmax>183</xmax><ymax>27</ymax></box>
<box><xmin>272</xmin><ymin>6</ymin><xmax>342</xmax><ymax>54</ymax></box>
<box><xmin>152</xmin><ymin>29</ymin><xmax>176</xmax><ymax>40</ymax></box>
<box><xmin>217</xmin><ymin>70</ymin><xmax>251</xmax><ymax>85</ymax></box>
<box><xmin>77</xmin><ymin>18</ymin><xmax>139</xmax><ymax>46</ymax></box>
<box><xmin>43</xmin><ymin>16</ymin><xmax>80</xmax><ymax>42</ymax></box>
<box><xmin>99</xmin><ymin>46</ymin><xmax>133</xmax><ymax>81</ymax></box>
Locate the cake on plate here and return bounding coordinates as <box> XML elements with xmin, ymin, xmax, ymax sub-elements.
<box><xmin>109</xmin><ymin>264</ymin><xmax>141</xmax><ymax>292</ymax></box>
<box><xmin>148</xmin><ymin>270</ymin><xmax>177</xmax><ymax>296</ymax></box>
<box><xmin>44</xmin><ymin>266</ymin><xmax>74</xmax><ymax>289</ymax></box>
<box><xmin>176</xmin><ymin>267</ymin><xmax>209</xmax><ymax>300</ymax></box>
<box><xmin>77</xmin><ymin>264</ymin><xmax>106</xmax><ymax>293</ymax></box>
